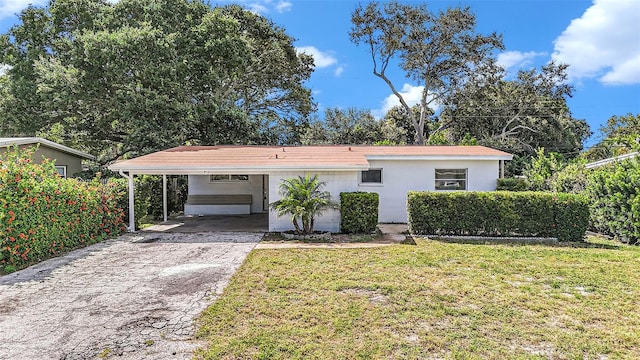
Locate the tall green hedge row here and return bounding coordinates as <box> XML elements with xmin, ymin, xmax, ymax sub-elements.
<box><xmin>0</xmin><ymin>147</ymin><xmax>125</xmax><ymax>272</ymax></box>
<box><xmin>340</xmin><ymin>192</ymin><xmax>379</xmax><ymax>233</ymax></box>
<box><xmin>407</xmin><ymin>191</ymin><xmax>589</xmax><ymax>242</ymax></box>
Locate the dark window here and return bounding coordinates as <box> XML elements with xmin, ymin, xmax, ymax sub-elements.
<box><xmin>435</xmin><ymin>169</ymin><xmax>467</xmax><ymax>190</ymax></box>
<box><xmin>210</xmin><ymin>175</ymin><xmax>249</xmax><ymax>182</ymax></box>
<box><xmin>361</xmin><ymin>169</ymin><xmax>382</xmax><ymax>183</ymax></box>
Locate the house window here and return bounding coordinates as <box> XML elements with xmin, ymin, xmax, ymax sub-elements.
<box><xmin>209</xmin><ymin>174</ymin><xmax>249</xmax><ymax>182</ymax></box>
<box><xmin>55</xmin><ymin>165</ymin><xmax>67</xmax><ymax>178</ymax></box>
<box><xmin>361</xmin><ymin>169</ymin><xmax>382</xmax><ymax>184</ymax></box>
<box><xmin>435</xmin><ymin>169</ymin><xmax>466</xmax><ymax>190</ymax></box>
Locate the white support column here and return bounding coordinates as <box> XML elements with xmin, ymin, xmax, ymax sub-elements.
<box><xmin>162</xmin><ymin>174</ymin><xmax>168</xmax><ymax>222</ymax></box>
<box><xmin>118</xmin><ymin>170</ymin><xmax>136</xmax><ymax>232</ymax></box>
<box><xmin>128</xmin><ymin>173</ymin><xmax>135</xmax><ymax>232</ymax></box>
<box><xmin>500</xmin><ymin>160</ymin><xmax>505</xmax><ymax>179</ymax></box>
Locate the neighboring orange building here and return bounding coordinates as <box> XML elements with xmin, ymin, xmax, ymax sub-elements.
<box><xmin>0</xmin><ymin>137</ymin><xmax>95</xmax><ymax>178</ymax></box>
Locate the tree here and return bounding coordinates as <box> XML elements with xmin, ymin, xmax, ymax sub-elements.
<box><xmin>270</xmin><ymin>175</ymin><xmax>335</xmax><ymax>234</ymax></box>
<box><xmin>443</xmin><ymin>62</ymin><xmax>591</xmax><ymax>160</ymax></box>
<box><xmin>382</xmin><ymin>105</ymin><xmax>429</xmax><ymax>144</ymax></box>
<box><xmin>0</xmin><ymin>0</ymin><xmax>314</xmax><ymax>163</ymax></box>
<box><xmin>583</xmin><ymin>113</ymin><xmax>640</xmax><ymax>161</ymax></box>
<box><xmin>522</xmin><ymin>148</ymin><xmax>560</xmax><ymax>191</ymax></box>
<box><xmin>301</xmin><ymin>107</ymin><xmax>405</xmax><ymax>145</ymax></box>
<box><xmin>350</xmin><ymin>1</ymin><xmax>503</xmax><ymax>144</ymax></box>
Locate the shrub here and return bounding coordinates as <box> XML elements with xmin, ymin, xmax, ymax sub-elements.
<box><xmin>340</xmin><ymin>192</ymin><xmax>379</xmax><ymax>233</ymax></box>
<box><xmin>523</xmin><ymin>148</ymin><xmax>565</xmax><ymax>191</ymax></box>
<box><xmin>107</xmin><ymin>174</ymin><xmax>187</xmax><ymax>228</ymax></box>
<box><xmin>586</xmin><ymin>159</ymin><xmax>640</xmax><ymax>244</ymax></box>
<box><xmin>270</xmin><ymin>175</ymin><xmax>336</xmax><ymax>234</ymax></box>
<box><xmin>407</xmin><ymin>191</ymin><xmax>589</xmax><ymax>242</ymax></box>
<box><xmin>107</xmin><ymin>178</ymin><xmax>150</xmax><ymax>229</ymax></box>
<box><xmin>549</xmin><ymin>161</ymin><xmax>589</xmax><ymax>194</ymax></box>
<box><xmin>0</xmin><ymin>146</ymin><xmax>125</xmax><ymax>271</ymax></box>
<box><xmin>496</xmin><ymin>178</ymin><xmax>528</xmax><ymax>191</ymax></box>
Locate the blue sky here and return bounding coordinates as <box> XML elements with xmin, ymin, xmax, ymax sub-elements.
<box><xmin>1</xmin><ymin>0</ymin><xmax>639</xmax><ymax>147</ymax></box>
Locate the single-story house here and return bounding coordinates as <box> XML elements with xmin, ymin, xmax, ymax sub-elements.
<box><xmin>108</xmin><ymin>145</ymin><xmax>512</xmax><ymax>232</ymax></box>
<box><xmin>0</xmin><ymin>137</ymin><xmax>95</xmax><ymax>178</ymax></box>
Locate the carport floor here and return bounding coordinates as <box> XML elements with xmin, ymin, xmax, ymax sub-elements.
<box><xmin>0</xmin><ymin>231</ymin><xmax>261</xmax><ymax>360</ymax></box>
<box><xmin>143</xmin><ymin>213</ymin><xmax>268</xmax><ymax>233</ymax></box>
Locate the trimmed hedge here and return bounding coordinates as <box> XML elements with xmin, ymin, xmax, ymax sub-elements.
<box><xmin>496</xmin><ymin>178</ymin><xmax>529</xmax><ymax>191</ymax></box>
<box><xmin>407</xmin><ymin>191</ymin><xmax>589</xmax><ymax>242</ymax></box>
<box><xmin>340</xmin><ymin>192</ymin><xmax>379</xmax><ymax>233</ymax></box>
<box><xmin>553</xmin><ymin>192</ymin><xmax>591</xmax><ymax>243</ymax></box>
<box><xmin>0</xmin><ymin>146</ymin><xmax>125</xmax><ymax>272</ymax></box>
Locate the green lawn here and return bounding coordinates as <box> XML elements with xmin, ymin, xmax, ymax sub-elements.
<box><xmin>195</xmin><ymin>237</ymin><xmax>640</xmax><ymax>359</ymax></box>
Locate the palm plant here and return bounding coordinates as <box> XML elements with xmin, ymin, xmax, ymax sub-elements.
<box><xmin>270</xmin><ymin>174</ymin><xmax>336</xmax><ymax>234</ymax></box>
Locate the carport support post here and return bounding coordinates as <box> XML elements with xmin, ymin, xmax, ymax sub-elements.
<box><xmin>128</xmin><ymin>173</ymin><xmax>135</xmax><ymax>232</ymax></box>
<box><xmin>118</xmin><ymin>169</ymin><xmax>135</xmax><ymax>232</ymax></box>
<box><xmin>162</xmin><ymin>174</ymin><xmax>168</xmax><ymax>222</ymax></box>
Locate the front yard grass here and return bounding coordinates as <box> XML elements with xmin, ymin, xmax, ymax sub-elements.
<box><xmin>195</xmin><ymin>237</ymin><xmax>640</xmax><ymax>359</ymax></box>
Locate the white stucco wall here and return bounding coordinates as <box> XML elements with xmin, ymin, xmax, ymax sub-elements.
<box><xmin>186</xmin><ymin>175</ymin><xmax>266</xmax><ymax>214</ymax></box>
<box><xmin>357</xmin><ymin>159</ymin><xmax>500</xmax><ymax>223</ymax></box>
<box><xmin>268</xmin><ymin>171</ymin><xmax>358</xmax><ymax>233</ymax></box>
<box><xmin>184</xmin><ymin>159</ymin><xmax>500</xmax><ymax>231</ymax></box>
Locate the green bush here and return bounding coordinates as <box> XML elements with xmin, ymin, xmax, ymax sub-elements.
<box><xmin>496</xmin><ymin>178</ymin><xmax>529</xmax><ymax>191</ymax></box>
<box><xmin>407</xmin><ymin>191</ymin><xmax>589</xmax><ymax>242</ymax></box>
<box><xmin>107</xmin><ymin>178</ymin><xmax>150</xmax><ymax>229</ymax></box>
<box><xmin>340</xmin><ymin>192</ymin><xmax>379</xmax><ymax>233</ymax></box>
<box><xmin>0</xmin><ymin>146</ymin><xmax>125</xmax><ymax>271</ymax></box>
<box><xmin>77</xmin><ymin>165</ymin><xmax>188</xmax><ymax>224</ymax></box>
<box><xmin>107</xmin><ymin>175</ymin><xmax>187</xmax><ymax>228</ymax></box>
<box><xmin>586</xmin><ymin>159</ymin><xmax>640</xmax><ymax>244</ymax></box>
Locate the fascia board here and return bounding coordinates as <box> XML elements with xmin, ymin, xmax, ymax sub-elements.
<box><xmin>107</xmin><ymin>164</ymin><xmax>370</xmax><ymax>175</ymax></box>
<box><xmin>364</xmin><ymin>155</ymin><xmax>514</xmax><ymax>161</ymax></box>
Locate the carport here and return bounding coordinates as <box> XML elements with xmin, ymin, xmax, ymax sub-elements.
<box><xmin>108</xmin><ymin>147</ymin><xmax>275</xmax><ymax>232</ymax></box>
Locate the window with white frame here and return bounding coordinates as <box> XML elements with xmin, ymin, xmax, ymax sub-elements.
<box><xmin>209</xmin><ymin>174</ymin><xmax>249</xmax><ymax>182</ymax></box>
<box><xmin>435</xmin><ymin>169</ymin><xmax>466</xmax><ymax>190</ymax></box>
<box><xmin>360</xmin><ymin>169</ymin><xmax>382</xmax><ymax>184</ymax></box>
<box><xmin>55</xmin><ymin>165</ymin><xmax>67</xmax><ymax>178</ymax></box>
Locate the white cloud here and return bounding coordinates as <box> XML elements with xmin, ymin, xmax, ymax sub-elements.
<box><xmin>246</xmin><ymin>3</ymin><xmax>269</xmax><ymax>15</ymax></box>
<box><xmin>334</xmin><ymin>65</ymin><xmax>344</xmax><ymax>77</ymax></box>
<box><xmin>0</xmin><ymin>0</ymin><xmax>47</xmax><ymax>20</ymax></box>
<box><xmin>372</xmin><ymin>84</ymin><xmax>425</xmax><ymax>119</ymax></box>
<box><xmin>296</xmin><ymin>46</ymin><xmax>337</xmax><ymax>68</ymax></box>
<box><xmin>220</xmin><ymin>0</ymin><xmax>291</xmax><ymax>15</ymax></box>
<box><xmin>275</xmin><ymin>1</ymin><xmax>292</xmax><ymax>13</ymax></box>
<box><xmin>497</xmin><ymin>51</ymin><xmax>546</xmax><ymax>70</ymax></box>
<box><xmin>552</xmin><ymin>0</ymin><xmax>640</xmax><ymax>85</ymax></box>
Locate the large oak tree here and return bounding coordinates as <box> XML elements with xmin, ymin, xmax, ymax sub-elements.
<box><xmin>442</xmin><ymin>62</ymin><xmax>591</xmax><ymax>159</ymax></box>
<box><xmin>0</xmin><ymin>0</ymin><xmax>314</xmax><ymax>163</ymax></box>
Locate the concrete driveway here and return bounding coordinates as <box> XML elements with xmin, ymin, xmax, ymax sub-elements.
<box><xmin>0</xmin><ymin>231</ymin><xmax>262</xmax><ymax>360</ymax></box>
